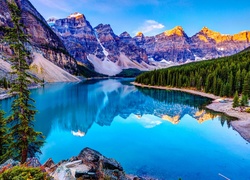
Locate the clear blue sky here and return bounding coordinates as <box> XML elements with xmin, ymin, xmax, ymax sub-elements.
<box><xmin>29</xmin><ymin>0</ymin><xmax>250</xmax><ymax>37</ymax></box>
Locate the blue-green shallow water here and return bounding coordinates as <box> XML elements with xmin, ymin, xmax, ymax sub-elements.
<box><xmin>1</xmin><ymin>78</ymin><xmax>250</xmax><ymax>180</ymax></box>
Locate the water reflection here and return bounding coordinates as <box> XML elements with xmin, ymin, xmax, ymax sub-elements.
<box><xmin>30</xmin><ymin>79</ymin><xmax>231</xmax><ymax>137</ymax></box>
<box><xmin>137</xmin><ymin>87</ymin><xmax>234</xmax><ymax>127</ymax></box>
<box><xmin>0</xmin><ymin>79</ymin><xmax>233</xmax><ymax>138</ymax></box>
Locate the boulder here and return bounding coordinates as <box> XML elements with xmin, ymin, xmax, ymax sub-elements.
<box><xmin>26</xmin><ymin>157</ymin><xmax>41</xmax><ymax>167</ymax></box>
<box><xmin>0</xmin><ymin>159</ymin><xmax>19</xmax><ymax>170</ymax></box>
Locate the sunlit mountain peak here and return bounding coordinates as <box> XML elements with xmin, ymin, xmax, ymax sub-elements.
<box><xmin>68</xmin><ymin>12</ymin><xmax>84</xmax><ymax>19</ymax></box>
<box><xmin>164</xmin><ymin>26</ymin><xmax>184</xmax><ymax>36</ymax></box>
<box><xmin>136</xmin><ymin>31</ymin><xmax>144</xmax><ymax>37</ymax></box>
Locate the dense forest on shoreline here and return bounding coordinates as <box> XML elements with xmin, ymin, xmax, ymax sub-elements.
<box><xmin>135</xmin><ymin>47</ymin><xmax>250</xmax><ymax>97</ymax></box>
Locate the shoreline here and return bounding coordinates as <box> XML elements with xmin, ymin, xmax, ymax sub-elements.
<box><xmin>132</xmin><ymin>82</ymin><xmax>250</xmax><ymax>142</ymax></box>
<box><xmin>0</xmin><ymin>84</ymin><xmax>43</xmax><ymax>100</ymax></box>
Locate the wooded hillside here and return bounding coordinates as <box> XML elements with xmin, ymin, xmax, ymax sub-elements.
<box><xmin>135</xmin><ymin>47</ymin><xmax>250</xmax><ymax>97</ymax></box>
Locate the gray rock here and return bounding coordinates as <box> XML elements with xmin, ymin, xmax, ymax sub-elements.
<box><xmin>0</xmin><ymin>159</ymin><xmax>20</xmax><ymax>170</ymax></box>
<box><xmin>26</xmin><ymin>157</ymin><xmax>42</xmax><ymax>167</ymax></box>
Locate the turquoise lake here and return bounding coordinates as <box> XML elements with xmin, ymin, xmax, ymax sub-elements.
<box><xmin>1</xmin><ymin>78</ymin><xmax>250</xmax><ymax>179</ymax></box>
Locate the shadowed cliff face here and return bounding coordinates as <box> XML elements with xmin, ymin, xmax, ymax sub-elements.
<box><xmin>0</xmin><ymin>0</ymin><xmax>78</xmax><ymax>75</ymax></box>
<box><xmin>52</xmin><ymin>15</ymin><xmax>151</xmax><ymax>75</ymax></box>
<box><xmin>52</xmin><ymin>13</ymin><xmax>103</xmax><ymax>68</ymax></box>
<box><xmin>52</xmin><ymin>17</ymin><xmax>149</xmax><ymax>65</ymax></box>
<box><xmin>94</xmin><ymin>23</ymin><xmax>120</xmax><ymax>63</ymax></box>
<box><xmin>118</xmin><ymin>31</ymin><xmax>149</xmax><ymax>64</ymax></box>
<box><xmin>140</xmin><ymin>26</ymin><xmax>194</xmax><ymax>62</ymax></box>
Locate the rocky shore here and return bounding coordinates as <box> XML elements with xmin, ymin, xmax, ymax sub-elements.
<box><xmin>0</xmin><ymin>84</ymin><xmax>43</xmax><ymax>100</ymax></box>
<box><xmin>0</xmin><ymin>147</ymin><xmax>155</xmax><ymax>180</ymax></box>
<box><xmin>0</xmin><ymin>88</ymin><xmax>10</xmax><ymax>100</ymax></box>
<box><xmin>132</xmin><ymin>82</ymin><xmax>250</xmax><ymax>142</ymax></box>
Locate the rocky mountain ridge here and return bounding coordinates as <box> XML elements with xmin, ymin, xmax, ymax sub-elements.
<box><xmin>136</xmin><ymin>26</ymin><xmax>250</xmax><ymax>62</ymax></box>
<box><xmin>51</xmin><ymin>12</ymin><xmax>250</xmax><ymax>75</ymax></box>
<box><xmin>51</xmin><ymin>15</ymin><xmax>151</xmax><ymax>76</ymax></box>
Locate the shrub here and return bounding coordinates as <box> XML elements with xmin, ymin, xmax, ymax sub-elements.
<box><xmin>246</xmin><ymin>108</ymin><xmax>250</xmax><ymax>113</ymax></box>
<box><xmin>0</xmin><ymin>166</ymin><xmax>51</xmax><ymax>180</ymax></box>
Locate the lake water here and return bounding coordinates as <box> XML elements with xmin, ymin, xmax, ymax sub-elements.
<box><xmin>1</xmin><ymin>78</ymin><xmax>250</xmax><ymax>180</ymax></box>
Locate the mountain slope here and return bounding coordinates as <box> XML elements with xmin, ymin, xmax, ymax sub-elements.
<box><xmin>30</xmin><ymin>53</ymin><xmax>80</xmax><ymax>82</ymax></box>
<box><xmin>0</xmin><ymin>0</ymin><xmax>86</xmax><ymax>81</ymax></box>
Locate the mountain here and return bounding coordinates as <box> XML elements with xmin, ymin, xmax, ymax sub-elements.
<box><xmin>1</xmin><ymin>0</ymin><xmax>250</xmax><ymax>78</ymax></box>
<box><xmin>137</xmin><ymin>26</ymin><xmax>194</xmax><ymax>62</ymax></box>
<box><xmin>52</xmin><ymin>15</ymin><xmax>152</xmax><ymax>76</ymax></box>
<box><xmin>0</xmin><ymin>0</ymin><xmax>82</xmax><ymax>82</ymax></box>
<box><xmin>51</xmin><ymin>12</ymin><xmax>250</xmax><ymax>75</ymax></box>
<box><xmin>190</xmin><ymin>27</ymin><xmax>250</xmax><ymax>60</ymax></box>
<box><xmin>136</xmin><ymin>26</ymin><xmax>250</xmax><ymax>62</ymax></box>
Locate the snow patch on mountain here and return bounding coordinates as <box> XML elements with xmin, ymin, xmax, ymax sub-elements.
<box><xmin>96</xmin><ymin>33</ymin><xmax>109</xmax><ymax>57</ymax></box>
<box><xmin>47</xmin><ymin>17</ymin><xmax>57</xmax><ymax>26</ymax></box>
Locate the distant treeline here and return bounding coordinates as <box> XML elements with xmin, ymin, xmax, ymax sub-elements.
<box><xmin>135</xmin><ymin>48</ymin><xmax>250</xmax><ymax>97</ymax></box>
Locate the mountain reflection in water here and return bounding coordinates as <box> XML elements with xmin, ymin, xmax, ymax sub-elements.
<box><xmin>27</xmin><ymin>79</ymin><xmax>231</xmax><ymax>137</ymax></box>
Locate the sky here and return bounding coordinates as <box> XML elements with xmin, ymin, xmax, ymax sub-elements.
<box><xmin>29</xmin><ymin>0</ymin><xmax>250</xmax><ymax>37</ymax></box>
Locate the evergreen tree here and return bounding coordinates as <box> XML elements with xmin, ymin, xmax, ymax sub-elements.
<box><xmin>3</xmin><ymin>78</ymin><xmax>8</xmax><ymax>89</ymax></box>
<box><xmin>242</xmin><ymin>73</ymin><xmax>250</xmax><ymax>97</ymax></box>
<box><xmin>241</xmin><ymin>94</ymin><xmax>249</xmax><ymax>107</ymax></box>
<box><xmin>4</xmin><ymin>2</ymin><xmax>44</xmax><ymax>164</ymax></box>
<box><xmin>0</xmin><ymin>109</ymin><xmax>9</xmax><ymax>164</ymax></box>
<box><xmin>235</xmin><ymin>69</ymin><xmax>241</xmax><ymax>92</ymax></box>
<box><xmin>228</xmin><ymin>71</ymin><xmax>233</xmax><ymax>96</ymax></box>
<box><xmin>233</xmin><ymin>91</ymin><xmax>239</xmax><ymax>108</ymax></box>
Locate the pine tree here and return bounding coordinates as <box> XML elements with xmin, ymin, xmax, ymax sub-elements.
<box><xmin>233</xmin><ymin>91</ymin><xmax>239</xmax><ymax>108</ymax></box>
<box><xmin>228</xmin><ymin>71</ymin><xmax>233</xmax><ymax>96</ymax></box>
<box><xmin>240</xmin><ymin>94</ymin><xmax>249</xmax><ymax>107</ymax></box>
<box><xmin>242</xmin><ymin>73</ymin><xmax>250</xmax><ymax>97</ymax></box>
<box><xmin>0</xmin><ymin>109</ymin><xmax>9</xmax><ymax>164</ymax></box>
<box><xmin>4</xmin><ymin>2</ymin><xmax>44</xmax><ymax>164</ymax></box>
<box><xmin>235</xmin><ymin>69</ymin><xmax>241</xmax><ymax>92</ymax></box>
<box><xmin>3</xmin><ymin>78</ymin><xmax>8</xmax><ymax>89</ymax></box>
